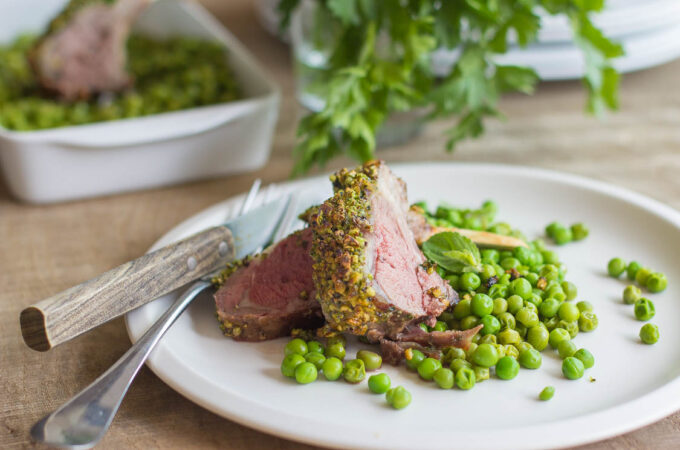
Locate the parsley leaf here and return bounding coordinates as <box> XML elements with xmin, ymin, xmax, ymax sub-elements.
<box><xmin>281</xmin><ymin>0</ymin><xmax>622</xmax><ymax>174</ymax></box>
<box><xmin>422</xmin><ymin>231</ymin><xmax>482</xmax><ymax>274</ymax></box>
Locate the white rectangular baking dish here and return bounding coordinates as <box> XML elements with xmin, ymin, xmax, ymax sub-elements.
<box><xmin>0</xmin><ymin>0</ymin><xmax>280</xmax><ymax>203</ymax></box>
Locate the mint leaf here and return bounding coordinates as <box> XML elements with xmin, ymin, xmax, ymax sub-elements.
<box><xmin>422</xmin><ymin>231</ymin><xmax>482</xmax><ymax>273</ymax></box>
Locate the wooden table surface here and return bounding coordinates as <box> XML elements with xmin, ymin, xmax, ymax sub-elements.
<box><xmin>3</xmin><ymin>1</ymin><xmax>680</xmax><ymax>448</ymax></box>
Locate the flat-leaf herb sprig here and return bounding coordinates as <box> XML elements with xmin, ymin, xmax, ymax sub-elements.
<box><xmin>280</xmin><ymin>0</ymin><xmax>623</xmax><ymax>175</ymax></box>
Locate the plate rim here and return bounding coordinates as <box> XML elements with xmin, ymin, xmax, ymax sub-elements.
<box><xmin>125</xmin><ymin>162</ymin><xmax>680</xmax><ymax>449</ymax></box>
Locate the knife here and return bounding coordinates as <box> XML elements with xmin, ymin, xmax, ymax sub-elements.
<box><xmin>20</xmin><ymin>191</ymin><xmax>292</xmax><ymax>352</ymax></box>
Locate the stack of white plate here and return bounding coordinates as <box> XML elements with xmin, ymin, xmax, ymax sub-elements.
<box><xmin>256</xmin><ymin>0</ymin><xmax>680</xmax><ymax>80</ymax></box>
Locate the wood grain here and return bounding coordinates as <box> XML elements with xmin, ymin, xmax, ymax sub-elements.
<box><xmin>2</xmin><ymin>0</ymin><xmax>680</xmax><ymax>449</ymax></box>
<box><xmin>20</xmin><ymin>225</ymin><xmax>234</xmax><ymax>351</ymax></box>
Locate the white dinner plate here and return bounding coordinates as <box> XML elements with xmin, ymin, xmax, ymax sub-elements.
<box><xmin>126</xmin><ymin>163</ymin><xmax>680</xmax><ymax>449</ymax></box>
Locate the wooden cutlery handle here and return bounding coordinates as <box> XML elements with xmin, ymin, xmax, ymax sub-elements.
<box><xmin>20</xmin><ymin>226</ymin><xmax>235</xmax><ymax>352</ymax></box>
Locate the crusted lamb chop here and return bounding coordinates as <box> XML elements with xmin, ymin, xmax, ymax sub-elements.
<box><xmin>309</xmin><ymin>161</ymin><xmax>477</xmax><ymax>347</ymax></box>
<box><xmin>31</xmin><ymin>0</ymin><xmax>151</xmax><ymax>100</ymax></box>
<box><xmin>213</xmin><ymin>228</ymin><xmax>324</xmax><ymax>342</ymax></box>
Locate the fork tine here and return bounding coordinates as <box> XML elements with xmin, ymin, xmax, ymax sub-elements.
<box><xmin>237</xmin><ymin>179</ymin><xmax>261</xmax><ymax>216</ymax></box>
<box><xmin>272</xmin><ymin>193</ymin><xmax>300</xmax><ymax>243</ymax></box>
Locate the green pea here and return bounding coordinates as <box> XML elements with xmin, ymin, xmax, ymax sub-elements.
<box><xmin>450</xmin><ymin>358</ymin><xmax>472</xmax><ymax>373</ymax></box>
<box><xmin>573</xmin><ymin>348</ymin><xmax>595</xmax><ymax>369</ymax></box>
<box><xmin>284</xmin><ymin>338</ymin><xmax>308</xmax><ymax>356</ymax></box>
<box><xmin>473</xmin><ymin>365</ymin><xmax>490</xmax><ymax>382</ymax></box>
<box><xmin>509</xmin><ymin>277</ymin><xmax>531</xmax><ymax>300</ymax></box>
<box><xmin>305</xmin><ymin>352</ymin><xmax>326</xmax><ymax>369</ymax></box>
<box><xmin>646</xmin><ymin>273</ymin><xmax>668</xmax><ymax>293</ymax></box>
<box><xmin>553</xmin><ymin>226</ymin><xmax>573</xmax><ymax>245</ymax></box>
<box><xmin>570</xmin><ymin>223</ymin><xmax>589</xmax><ymax>241</ymax></box>
<box><xmin>578</xmin><ymin>311</ymin><xmax>599</xmax><ymax>332</ymax></box>
<box><xmin>557</xmin><ymin>339</ymin><xmax>577</xmax><ymax>359</ymax></box>
<box><xmin>455</xmin><ymin>366</ymin><xmax>476</xmax><ymax>390</ymax></box>
<box><xmin>639</xmin><ymin>323</ymin><xmax>660</xmax><ymax>345</ymax></box>
<box><xmin>386</xmin><ymin>386</ymin><xmax>412</xmax><ymax>409</ymax></box>
<box><xmin>471</xmin><ymin>293</ymin><xmax>494</xmax><ymax>317</ymax></box>
<box><xmin>471</xmin><ymin>343</ymin><xmax>499</xmax><ymax>368</ymax></box>
<box><xmin>494</xmin><ymin>343</ymin><xmax>507</xmax><ymax>358</ymax></box>
<box><xmin>501</xmin><ymin>257</ymin><xmax>521</xmax><ymax>270</ymax></box>
<box><xmin>433</xmin><ymin>368</ymin><xmax>455</xmax><ymax>389</ymax></box>
<box><xmin>306</xmin><ymin>341</ymin><xmax>324</xmax><ymax>354</ymax></box>
<box><xmin>545</xmin><ymin>222</ymin><xmax>562</xmax><ymax>238</ymax></box>
<box><xmin>343</xmin><ymin>359</ymin><xmax>366</xmax><ymax>383</ymax></box>
<box><xmin>635</xmin><ymin>267</ymin><xmax>652</xmax><ymax>286</ymax></box>
<box><xmin>515</xmin><ymin>342</ymin><xmax>533</xmax><ymax>354</ymax></box>
<box><xmin>497</xmin><ymin>312</ymin><xmax>516</xmax><ymax>330</ymax></box>
<box><xmin>453</xmin><ymin>298</ymin><xmax>472</xmax><ymax>319</ymax></box>
<box><xmin>325</xmin><ymin>342</ymin><xmax>346</xmax><ymax>360</ymax></box>
<box><xmin>503</xmin><ymin>344</ymin><xmax>519</xmax><ymax>359</ymax></box>
<box><xmin>480</xmin><ymin>264</ymin><xmax>496</xmax><ymax>281</ymax></box>
<box><xmin>443</xmin><ymin>347</ymin><xmax>466</xmax><ymax>366</ymax></box>
<box><xmin>549</xmin><ymin>328</ymin><xmax>571</xmax><ymax>349</ymax></box>
<box><xmin>558</xmin><ymin>302</ymin><xmax>580</xmax><ymax>322</ymax></box>
<box><xmin>281</xmin><ymin>354</ymin><xmax>306</xmax><ymax>378</ymax></box>
<box><xmin>544</xmin><ymin>316</ymin><xmax>560</xmax><ymax>331</ymax></box>
<box><xmin>516</xmin><ymin>307</ymin><xmax>540</xmax><ymax>328</ymax></box>
<box><xmin>513</xmin><ymin>246</ymin><xmax>532</xmax><ymax>265</ymax></box>
<box><xmin>471</xmin><ymin>333</ymin><xmax>482</xmax><ymax>344</ymax></box>
<box><xmin>479</xmin><ymin>334</ymin><xmax>497</xmax><ymax>346</ymax></box>
<box><xmin>294</xmin><ymin>362</ymin><xmax>318</xmax><ymax>384</ymax></box>
<box><xmin>481</xmin><ymin>249</ymin><xmax>500</xmax><ymax>264</ymax></box>
<box><xmin>526</xmin><ymin>293</ymin><xmax>543</xmax><ymax>308</ymax></box>
<box><xmin>541</xmin><ymin>250</ymin><xmax>559</xmax><ymax>265</ymax></box>
<box><xmin>576</xmin><ymin>301</ymin><xmax>594</xmax><ymax>312</ymax></box>
<box><xmin>607</xmin><ymin>258</ymin><xmax>626</xmax><ymax>277</ymax></box>
<box><xmin>419</xmin><ymin>323</ymin><xmax>430</xmax><ymax>333</ymax></box>
<box><xmin>539</xmin><ymin>386</ymin><xmax>555</xmax><ymax>401</ymax></box>
<box><xmin>405</xmin><ymin>349</ymin><xmax>426</xmax><ymax>371</ymax></box>
<box><xmin>561</xmin><ymin>281</ymin><xmax>578</xmax><ymax>300</ymax></box>
<box><xmin>539</xmin><ymin>298</ymin><xmax>560</xmax><ymax>319</ymax></box>
<box><xmin>461</xmin><ymin>315</ymin><xmax>480</xmax><ymax>330</ymax></box>
<box><xmin>480</xmin><ymin>315</ymin><xmax>501</xmax><ymax>336</ymax></box>
<box><xmin>526</xmin><ymin>326</ymin><xmax>549</xmax><ymax>351</ymax></box>
<box><xmin>498</xmin><ymin>328</ymin><xmax>521</xmax><ymax>345</ymax></box>
<box><xmin>417</xmin><ymin>357</ymin><xmax>442</xmax><ymax>381</ymax></box>
<box><xmin>433</xmin><ymin>320</ymin><xmax>448</xmax><ymax>332</ymax></box>
<box><xmin>519</xmin><ymin>348</ymin><xmax>542</xmax><ymax>369</ymax></box>
<box><xmin>495</xmin><ymin>356</ymin><xmax>520</xmax><ymax>380</ymax></box>
<box><xmin>322</xmin><ymin>357</ymin><xmax>343</xmax><ymax>381</ymax></box>
<box><xmin>562</xmin><ymin>357</ymin><xmax>585</xmax><ymax>380</ymax></box>
<box><xmin>368</xmin><ymin>373</ymin><xmax>391</xmax><ymax>393</ymax></box>
<box><xmin>634</xmin><ymin>298</ymin><xmax>656</xmax><ymax>321</ymax></box>
<box><xmin>525</xmin><ymin>272</ymin><xmax>539</xmax><ymax>286</ymax></box>
<box><xmin>327</xmin><ymin>335</ymin><xmax>347</xmax><ymax>347</ymax></box>
<box><xmin>626</xmin><ymin>261</ymin><xmax>641</xmax><ymax>281</ymax></box>
<box><xmin>558</xmin><ymin>320</ymin><xmax>580</xmax><ymax>338</ymax></box>
<box><xmin>445</xmin><ymin>274</ymin><xmax>460</xmax><ymax>290</ymax></box>
<box><xmin>357</xmin><ymin>350</ymin><xmax>382</xmax><ymax>371</ymax></box>
<box><xmin>460</xmin><ymin>272</ymin><xmax>481</xmax><ymax>291</ymax></box>
<box><xmin>493</xmin><ymin>298</ymin><xmax>508</xmax><ymax>315</ymax></box>
<box><xmin>507</xmin><ymin>295</ymin><xmax>524</xmax><ymax>314</ymax></box>
<box><xmin>623</xmin><ymin>285</ymin><xmax>642</xmax><ymax>305</ymax></box>
<box><xmin>488</xmin><ymin>284</ymin><xmax>509</xmax><ymax>298</ymax></box>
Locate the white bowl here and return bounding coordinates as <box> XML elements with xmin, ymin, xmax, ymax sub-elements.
<box><xmin>0</xmin><ymin>0</ymin><xmax>280</xmax><ymax>203</ymax></box>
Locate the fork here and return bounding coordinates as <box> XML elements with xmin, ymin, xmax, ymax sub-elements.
<box><xmin>30</xmin><ymin>181</ymin><xmax>299</xmax><ymax>449</ymax></box>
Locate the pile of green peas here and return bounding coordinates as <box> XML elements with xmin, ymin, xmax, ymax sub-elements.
<box><xmin>609</xmin><ymin>258</ymin><xmax>665</xmax><ymax>345</ymax></box>
<box><xmin>418</xmin><ymin>202</ymin><xmax>597</xmax><ymax>384</ymax></box>
<box><xmin>0</xmin><ymin>34</ymin><xmax>241</xmax><ymax>131</ymax></box>
<box><xmin>608</xmin><ymin>258</ymin><xmax>667</xmax><ymax>293</ymax></box>
<box><xmin>545</xmin><ymin>221</ymin><xmax>589</xmax><ymax>245</ymax></box>
<box><xmin>280</xmin><ymin>336</ymin><xmax>411</xmax><ymax>409</ymax></box>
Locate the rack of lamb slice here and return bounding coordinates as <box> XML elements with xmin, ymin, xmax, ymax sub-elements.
<box><xmin>31</xmin><ymin>0</ymin><xmax>151</xmax><ymax>100</ymax></box>
<box><xmin>213</xmin><ymin>161</ymin><xmax>480</xmax><ymax>355</ymax></box>
<box><xmin>308</xmin><ymin>161</ymin><xmax>480</xmax><ymax>349</ymax></box>
<box><xmin>213</xmin><ymin>228</ymin><xmax>324</xmax><ymax>341</ymax></box>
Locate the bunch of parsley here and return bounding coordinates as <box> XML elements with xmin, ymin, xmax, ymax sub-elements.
<box><xmin>279</xmin><ymin>0</ymin><xmax>623</xmax><ymax>175</ymax></box>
